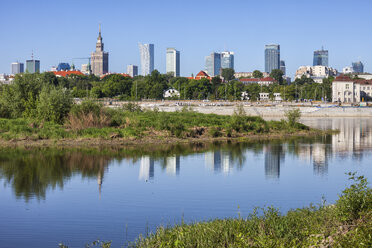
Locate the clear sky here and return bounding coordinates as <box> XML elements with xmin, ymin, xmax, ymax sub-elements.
<box><xmin>1</xmin><ymin>0</ymin><xmax>371</xmax><ymax>77</ymax></box>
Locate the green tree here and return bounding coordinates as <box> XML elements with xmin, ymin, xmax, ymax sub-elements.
<box><xmin>221</xmin><ymin>68</ymin><xmax>235</xmax><ymax>82</ymax></box>
<box><xmin>270</xmin><ymin>69</ymin><xmax>284</xmax><ymax>85</ymax></box>
<box><xmin>252</xmin><ymin>70</ymin><xmax>263</xmax><ymax>79</ymax></box>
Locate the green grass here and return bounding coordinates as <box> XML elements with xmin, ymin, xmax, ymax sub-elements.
<box><xmin>0</xmin><ymin>106</ymin><xmax>314</xmax><ymax>141</ymax></box>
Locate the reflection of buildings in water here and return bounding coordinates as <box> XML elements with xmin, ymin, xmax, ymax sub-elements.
<box><xmin>98</xmin><ymin>170</ymin><xmax>103</xmax><ymax>200</ymax></box>
<box><xmin>221</xmin><ymin>151</ymin><xmax>233</xmax><ymax>174</ymax></box>
<box><xmin>297</xmin><ymin>143</ymin><xmax>329</xmax><ymax>176</ymax></box>
<box><xmin>331</xmin><ymin>118</ymin><xmax>372</xmax><ymax>154</ymax></box>
<box><xmin>205</xmin><ymin>150</ymin><xmax>233</xmax><ymax>174</ymax></box>
<box><xmin>165</xmin><ymin>156</ymin><xmax>180</xmax><ymax>175</ymax></box>
<box><xmin>205</xmin><ymin>151</ymin><xmax>221</xmax><ymax>173</ymax></box>
<box><xmin>312</xmin><ymin>144</ymin><xmax>328</xmax><ymax>176</ymax></box>
<box><xmin>264</xmin><ymin>145</ymin><xmax>282</xmax><ymax>179</ymax></box>
<box><xmin>139</xmin><ymin>156</ymin><xmax>154</xmax><ymax>181</ymax></box>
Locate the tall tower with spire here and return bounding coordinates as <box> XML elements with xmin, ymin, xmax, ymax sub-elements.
<box><xmin>91</xmin><ymin>24</ymin><xmax>109</xmax><ymax>76</ymax></box>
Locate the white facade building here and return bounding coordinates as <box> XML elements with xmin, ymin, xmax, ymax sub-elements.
<box><xmin>259</xmin><ymin>93</ymin><xmax>269</xmax><ymax>101</ymax></box>
<box><xmin>163</xmin><ymin>89</ymin><xmax>180</xmax><ymax>98</ymax></box>
<box><xmin>166</xmin><ymin>48</ymin><xmax>180</xmax><ymax>77</ymax></box>
<box><xmin>332</xmin><ymin>76</ymin><xmax>372</xmax><ymax>103</ymax></box>
<box><xmin>295</xmin><ymin>65</ymin><xmax>337</xmax><ymax>80</ymax></box>
<box><xmin>139</xmin><ymin>43</ymin><xmax>154</xmax><ymax>76</ymax></box>
<box><xmin>343</xmin><ymin>66</ymin><xmax>354</xmax><ymax>74</ymax></box>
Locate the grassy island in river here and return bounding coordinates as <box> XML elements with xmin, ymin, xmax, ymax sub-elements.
<box><xmin>0</xmin><ymin>101</ymin><xmax>327</xmax><ymax>146</ymax></box>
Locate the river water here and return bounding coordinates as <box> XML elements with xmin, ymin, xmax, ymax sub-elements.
<box><xmin>0</xmin><ymin>118</ymin><xmax>371</xmax><ymax>247</ymax></box>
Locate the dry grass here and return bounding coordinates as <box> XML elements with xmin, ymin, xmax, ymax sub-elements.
<box><xmin>66</xmin><ymin>110</ymin><xmax>111</xmax><ymax>130</ymax></box>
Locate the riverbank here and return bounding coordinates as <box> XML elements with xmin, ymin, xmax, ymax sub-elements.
<box><xmin>0</xmin><ymin>105</ymin><xmax>332</xmax><ymax>148</ymax></box>
<box><xmin>130</xmin><ymin>174</ymin><xmax>371</xmax><ymax>248</ymax></box>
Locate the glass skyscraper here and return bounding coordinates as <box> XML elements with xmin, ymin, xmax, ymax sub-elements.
<box><xmin>26</xmin><ymin>60</ymin><xmax>40</xmax><ymax>73</ymax></box>
<box><xmin>166</xmin><ymin>48</ymin><xmax>180</xmax><ymax>77</ymax></box>
<box><xmin>221</xmin><ymin>51</ymin><xmax>234</xmax><ymax>70</ymax></box>
<box><xmin>265</xmin><ymin>44</ymin><xmax>280</xmax><ymax>73</ymax></box>
<box><xmin>352</xmin><ymin>61</ymin><xmax>364</xmax><ymax>73</ymax></box>
<box><xmin>313</xmin><ymin>48</ymin><xmax>328</xmax><ymax>66</ymax></box>
<box><xmin>11</xmin><ymin>62</ymin><xmax>24</xmax><ymax>75</ymax></box>
<box><xmin>139</xmin><ymin>43</ymin><xmax>154</xmax><ymax>76</ymax></box>
<box><xmin>205</xmin><ymin>52</ymin><xmax>221</xmax><ymax>77</ymax></box>
<box><xmin>280</xmin><ymin>60</ymin><xmax>286</xmax><ymax>75</ymax></box>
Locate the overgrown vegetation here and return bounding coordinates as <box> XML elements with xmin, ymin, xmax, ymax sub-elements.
<box><xmin>129</xmin><ymin>173</ymin><xmax>371</xmax><ymax>247</ymax></box>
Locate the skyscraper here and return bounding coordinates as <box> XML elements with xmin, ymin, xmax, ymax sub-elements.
<box><xmin>11</xmin><ymin>62</ymin><xmax>24</xmax><ymax>75</ymax></box>
<box><xmin>166</xmin><ymin>48</ymin><xmax>180</xmax><ymax>77</ymax></box>
<box><xmin>26</xmin><ymin>59</ymin><xmax>40</xmax><ymax>73</ymax></box>
<box><xmin>265</xmin><ymin>44</ymin><xmax>280</xmax><ymax>73</ymax></box>
<box><xmin>91</xmin><ymin>24</ymin><xmax>109</xmax><ymax>76</ymax></box>
<box><xmin>221</xmin><ymin>51</ymin><xmax>234</xmax><ymax>70</ymax></box>
<box><xmin>352</xmin><ymin>61</ymin><xmax>364</xmax><ymax>73</ymax></box>
<box><xmin>57</xmin><ymin>63</ymin><xmax>71</xmax><ymax>71</ymax></box>
<box><xmin>127</xmin><ymin>64</ymin><xmax>138</xmax><ymax>77</ymax></box>
<box><xmin>205</xmin><ymin>52</ymin><xmax>221</xmax><ymax>77</ymax></box>
<box><xmin>280</xmin><ymin>60</ymin><xmax>286</xmax><ymax>75</ymax></box>
<box><xmin>139</xmin><ymin>43</ymin><xmax>154</xmax><ymax>76</ymax></box>
<box><xmin>313</xmin><ymin>48</ymin><xmax>328</xmax><ymax>66</ymax></box>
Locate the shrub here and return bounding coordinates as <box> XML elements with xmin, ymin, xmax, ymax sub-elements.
<box><xmin>122</xmin><ymin>102</ymin><xmax>142</xmax><ymax>112</ymax></box>
<box><xmin>336</xmin><ymin>172</ymin><xmax>372</xmax><ymax>221</ymax></box>
<box><xmin>36</xmin><ymin>86</ymin><xmax>73</xmax><ymax>124</ymax></box>
<box><xmin>285</xmin><ymin>108</ymin><xmax>301</xmax><ymax>127</ymax></box>
<box><xmin>209</xmin><ymin>127</ymin><xmax>222</xmax><ymax>137</ymax></box>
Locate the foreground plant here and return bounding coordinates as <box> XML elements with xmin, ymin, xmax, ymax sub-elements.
<box><xmin>129</xmin><ymin>173</ymin><xmax>371</xmax><ymax>248</ymax></box>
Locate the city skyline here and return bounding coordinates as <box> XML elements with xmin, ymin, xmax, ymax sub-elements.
<box><xmin>0</xmin><ymin>0</ymin><xmax>371</xmax><ymax>77</ymax></box>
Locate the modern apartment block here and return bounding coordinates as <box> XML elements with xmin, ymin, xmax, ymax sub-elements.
<box><xmin>265</xmin><ymin>44</ymin><xmax>280</xmax><ymax>73</ymax></box>
<box><xmin>91</xmin><ymin>24</ymin><xmax>109</xmax><ymax>76</ymax></box>
<box><xmin>313</xmin><ymin>48</ymin><xmax>328</xmax><ymax>66</ymax></box>
<box><xmin>11</xmin><ymin>62</ymin><xmax>24</xmax><ymax>75</ymax></box>
<box><xmin>26</xmin><ymin>59</ymin><xmax>40</xmax><ymax>73</ymax></box>
<box><xmin>139</xmin><ymin>43</ymin><xmax>154</xmax><ymax>76</ymax></box>
<box><xmin>127</xmin><ymin>64</ymin><xmax>138</xmax><ymax>77</ymax></box>
<box><xmin>166</xmin><ymin>48</ymin><xmax>180</xmax><ymax>77</ymax></box>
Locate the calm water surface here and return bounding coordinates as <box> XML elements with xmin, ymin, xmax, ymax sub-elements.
<box><xmin>0</xmin><ymin>117</ymin><xmax>372</xmax><ymax>247</ymax></box>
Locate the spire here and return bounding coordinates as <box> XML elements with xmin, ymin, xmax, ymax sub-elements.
<box><xmin>98</xmin><ymin>23</ymin><xmax>101</xmax><ymax>38</ymax></box>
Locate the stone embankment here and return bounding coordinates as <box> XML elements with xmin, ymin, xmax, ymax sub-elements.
<box><xmin>102</xmin><ymin>100</ymin><xmax>372</xmax><ymax>117</ymax></box>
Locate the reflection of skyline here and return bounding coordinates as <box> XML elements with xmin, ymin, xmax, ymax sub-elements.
<box><xmin>264</xmin><ymin>145</ymin><xmax>284</xmax><ymax>179</ymax></box>
<box><xmin>205</xmin><ymin>151</ymin><xmax>233</xmax><ymax>174</ymax></box>
<box><xmin>165</xmin><ymin>156</ymin><xmax>180</xmax><ymax>175</ymax></box>
<box><xmin>139</xmin><ymin>156</ymin><xmax>154</xmax><ymax>181</ymax></box>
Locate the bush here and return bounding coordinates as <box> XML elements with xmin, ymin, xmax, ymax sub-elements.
<box><xmin>122</xmin><ymin>102</ymin><xmax>142</xmax><ymax>112</ymax></box>
<box><xmin>209</xmin><ymin>127</ymin><xmax>222</xmax><ymax>137</ymax></box>
<box><xmin>285</xmin><ymin>108</ymin><xmax>301</xmax><ymax>127</ymax></box>
<box><xmin>36</xmin><ymin>86</ymin><xmax>73</xmax><ymax>124</ymax></box>
<box><xmin>336</xmin><ymin>172</ymin><xmax>372</xmax><ymax>221</ymax></box>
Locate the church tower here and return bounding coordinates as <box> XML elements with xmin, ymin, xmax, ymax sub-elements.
<box><xmin>91</xmin><ymin>24</ymin><xmax>109</xmax><ymax>76</ymax></box>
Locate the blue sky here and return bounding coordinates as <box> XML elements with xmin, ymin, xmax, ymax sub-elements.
<box><xmin>1</xmin><ymin>0</ymin><xmax>371</xmax><ymax>77</ymax></box>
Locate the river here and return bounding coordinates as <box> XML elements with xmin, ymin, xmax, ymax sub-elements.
<box><xmin>0</xmin><ymin>117</ymin><xmax>371</xmax><ymax>247</ymax></box>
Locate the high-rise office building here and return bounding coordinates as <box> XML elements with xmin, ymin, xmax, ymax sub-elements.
<box><xmin>139</xmin><ymin>43</ymin><xmax>154</xmax><ymax>76</ymax></box>
<box><xmin>280</xmin><ymin>60</ymin><xmax>286</xmax><ymax>75</ymax></box>
<box><xmin>352</xmin><ymin>61</ymin><xmax>364</xmax><ymax>73</ymax></box>
<box><xmin>26</xmin><ymin>59</ymin><xmax>40</xmax><ymax>73</ymax></box>
<box><xmin>313</xmin><ymin>48</ymin><xmax>328</xmax><ymax>66</ymax></box>
<box><xmin>127</xmin><ymin>64</ymin><xmax>138</xmax><ymax>77</ymax></box>
<box><xmin>166</xmin><ymin>48</ymin><xmax>180</xmax><ymax>77</ymax></box>
<box><xmin>81</xmin><ymin>64</ymin><xmax>91</xmax><ymax>75</ymax></box>
<box><xmin>265</xmin><ymin>44</ymin><xmax>280</xmax><ymax>73</ymax></box>
<box><xmin>205</xmin><ymin>52</ymin><xmax>221</xmax><ymax>77</ymax></box>
<box><xmin>221</xmin><ymin>51</ymin><xmax>234</xmax><ymax>70</ymax></box>
<box><xmin>11</xmin><ymin>62</ymin><xmax>24</xmax><ymax>75</ymax></box>
<box><xmin>91</xmin><ymin>24</ymin><xmax>109</xmax><ymax>76</ymax></box>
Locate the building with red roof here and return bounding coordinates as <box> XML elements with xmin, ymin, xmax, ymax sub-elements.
<box><xmin>52</xmin><ymin>71</ymin><xmax>84</xmax><ymax>77</ymax></box>
<box><xmin>332</xmin><ymin>76</ymin><xmax>372</xmax><ymax>103</ymax></box>
<box><xmin>187</xmin><ymin>71</ymin><xmax>212</xmax><ymax>80</ymax></box>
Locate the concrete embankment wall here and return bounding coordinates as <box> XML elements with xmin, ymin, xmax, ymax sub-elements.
<box><xmin>153</xmin><ymin>106</ymin><xmax>372</xmax><ymax>117</ymax></box>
